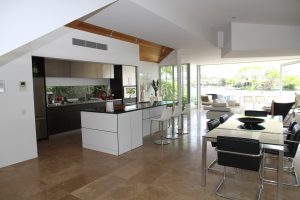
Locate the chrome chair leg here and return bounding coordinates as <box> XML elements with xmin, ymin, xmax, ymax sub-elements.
<box><xmin>208</xmin><ymin>158</ymin><xmax>236</xmax><ymax>175</ymax></box>
<box><xmin>215</xmin><ymin>166</ymin><xmax>263</xmax><ymax>200</ymax></box>
<box><xmin>263</xmin><ymin>154</ymin><xmax>299</xmax><ymax>187</ymax></box>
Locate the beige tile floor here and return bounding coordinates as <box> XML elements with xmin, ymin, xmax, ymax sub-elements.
<box><xmin>0</xmin><ymin>109</ymin><xmax>299</xmax><ymax>200</ymax></box>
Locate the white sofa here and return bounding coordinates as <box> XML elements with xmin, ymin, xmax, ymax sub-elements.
<box><xmin>203</xmin><ymin>99</ymin><xmax>243</xmax><ymax>119</ymax></box>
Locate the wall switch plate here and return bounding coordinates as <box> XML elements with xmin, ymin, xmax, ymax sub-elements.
<box><xmin>0</xmin><ymin>80</ymin><xmax>5</xmax><ymax>93</ymax></box>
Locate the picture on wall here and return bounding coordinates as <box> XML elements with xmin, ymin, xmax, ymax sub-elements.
<box><xmin>124</xmin><ymin>86</ymin><xmax>136</xmax><ymax>98</ymax></box>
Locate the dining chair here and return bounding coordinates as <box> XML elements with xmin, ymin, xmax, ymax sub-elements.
<box><xmin>244</xmin><ymin>96</ymin><xmax>254</xmax><ymax>109</ymax></box>
<box><xmin>255</xmin><ymin>96</ymin><xmax>265</xmax><ymax>109</ymax></box>
<box><xmin>283</xmin><ymin>118</ymin><xmax>297</xmax><ymax>135</ymax></box>
<box><xmin>271</xmin><ymin>100</ymin><xmax>295</xmax><ymax>124</ymax></box>
<box><xmin>150</xmin><ymin>107</ymin><xmax>172</xmax><ymax>145</ymax></box>
<box><xmin>215</xmin><ymin>136</ymin><xmax>264</xmax><ymax>200</ymax></box>
<box><xmin>219</xmin><ymin>114</ymin><xmax>229</xmax><ymax>124</ymax></box>
<box><xmin>244</xmin><ymin>110</ymin><xmax>268</xmax><ymax>117</ymax></box>
<box><xmin>263</xmin><ymin>123</ymin><xmax>300</xmax><ymax>187</ymax></box>
<box><xmin>207</xmin><ymin>119</ymin><xmax>223</xmax><ymax>173</ymax></box>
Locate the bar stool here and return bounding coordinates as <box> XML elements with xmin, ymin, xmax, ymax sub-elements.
<box><xmin>166</xmin><ymin>105</ymin><xmax>182</xmax><ymax>139</ymax></box>
<box><xmin>178</xmin><ymin>103</ymin><xmax>190</xmax><ymax>135</ymax></box>
<box><xmin>150</xmin><ymin>107</ymin><xmax>172</xmax><ymax>145</ymax></box>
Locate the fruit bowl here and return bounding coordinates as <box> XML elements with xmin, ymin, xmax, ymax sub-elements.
<box><xmin>237</xmin><ymin>117</ymin><xmax>265</xmax><ymax>130</ymax></box>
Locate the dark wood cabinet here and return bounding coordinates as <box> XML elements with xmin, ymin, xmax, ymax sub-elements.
<box><xmin>110</xmin><ymin>65</ymin><xmax>137</xmax><ymax>104</ymax></box>
<box><xmin>32</xmin><ymin>56</ymin><xmax>45</xmax><ymax>77</ymax></box>
<box><xmin>47</xmin><ymin>100</ymin><xmax>122</xmax><ymax>135</ymax></box>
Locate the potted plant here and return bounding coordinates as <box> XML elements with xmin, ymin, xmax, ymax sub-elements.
<box><xmin>152</xmin><ymin>80</ymin><xmax>159</xmax><ymax>97</ymax></box>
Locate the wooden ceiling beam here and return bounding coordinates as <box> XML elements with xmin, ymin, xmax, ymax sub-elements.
<box><xmin>65</xmin><ymin>20</ymin><xmax>173</xmax><ymax>63</ymax></box>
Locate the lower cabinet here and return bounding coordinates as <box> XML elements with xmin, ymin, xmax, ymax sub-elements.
<box><xmin>118</xmin><ymin>111</ymin><xmax>143</xmax><ymax>154</ymax></box>
<box><xmin>47</xmin><ymin>100</ymin><xmax>122</xmax><ymax>135</ymax></box>
<box><xmin>81</xmin><ymin>110</ymin><xmax>143</xmax><ymax>156</ymax></box>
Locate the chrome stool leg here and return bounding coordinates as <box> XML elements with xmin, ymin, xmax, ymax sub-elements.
<box><xmin>166</xmin><ymin>116</ymin><xmax>180</xmax><ymax>139</ymax></box>
<box><xmin>153</xmin><ymin>121</ymin><xmax>170</xmax><ymax>145</ymax></box>
<box><xmin>178</xmin><ymin>114</ymin><xmax>188</xmax><ymax>135</ymax></box>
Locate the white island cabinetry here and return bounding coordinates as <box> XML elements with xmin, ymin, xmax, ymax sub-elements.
<box><xmin>81</xmin><ymin>110</ymin><xmax>143</xmax><ymax>156</ymax></box>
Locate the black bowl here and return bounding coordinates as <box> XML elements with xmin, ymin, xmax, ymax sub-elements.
<box><xmin>237</xmin><ymin>117</ymin><xmax>265</xmax><ymax>125</ymax></box>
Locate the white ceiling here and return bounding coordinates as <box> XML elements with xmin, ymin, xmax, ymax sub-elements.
<box><xmin>84</xmin><ymin>0</ymin><xmax>300</xmax><ymax>65</ymax></box>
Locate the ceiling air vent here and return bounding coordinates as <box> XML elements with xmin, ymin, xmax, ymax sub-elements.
<box><xmin>72</xmin><ymin>38</ymin><xmax>108</xmax><ymax>50</ymax></box>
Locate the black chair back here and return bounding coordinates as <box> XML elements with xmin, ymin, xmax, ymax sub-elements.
<box><xmin>207</xmin><ymin>119</ymin><xmax>220</xmax><ymax>131</ymax></box>
<box><xmin>217</xmin><ymin>136</ymin><xmax>262</xmax><ymax>171</ymax></box>
<box><xmin>219</xmin><ymin>114</ymin><xmax>230</xmax><ymax>124</ymax></box>
<box><xmin>244</xmin><ymin>110</ymin><xmax>267</xmax><ymax>117</ymax></box>
<box><xmin>207</xmin><ymin>119</ymin><xmax>220</xmax><ymax>147</ymax></box>
<box><xmin>288</xmin><ymin>118</ymin><xmax>297</xmax><ymax>132</ymax></box>
<box><xmin>286</xmin><ymin>124</ymin><xmax>300</xmax><ymax>158</ymax></box>
<box><xmin>271</xmin><ymin>101</ymin><xmax>294</xmax><ymax>121</ymax></box>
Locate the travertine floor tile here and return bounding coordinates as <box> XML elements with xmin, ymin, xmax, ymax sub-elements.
<box><xmin>0</xmin><ymin>110</ymin><xmax>299</xmax><ymax>200</ymax></box>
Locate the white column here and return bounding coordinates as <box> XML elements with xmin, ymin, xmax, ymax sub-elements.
<box><xmin>197</xmin><ymin>65</ymin><xmax>201</xmax><ymax>109</ymax></box>
<box><xmin>176</xmin><ymin>49</ymin><xmax>182</xmax><ymax>106</ymax></box>
<box><xmin>136</xmin><ymin>66</ymin><xmax>140</xmax><ymax>102</ymax></box>
<box><xmin>279</xmin><ymin>64</ymin><xmax>282</xmax><ymax>101</ymax></box>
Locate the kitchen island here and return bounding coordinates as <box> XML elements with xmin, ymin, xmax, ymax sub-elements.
<box><xmin>47</xmin><ymin>99</ymin><xmax>122</xmax><ymax>135</ymax></box>
<box><xmin>81</xmin><ymin>101</ymin><xmax>173</xmax><ymax>155</ymax></box>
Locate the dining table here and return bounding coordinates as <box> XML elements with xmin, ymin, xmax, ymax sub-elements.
<box><xmin>201</xmin><ymin>114</ymin><xmax>285</xmax><ymax>200</ymax></box>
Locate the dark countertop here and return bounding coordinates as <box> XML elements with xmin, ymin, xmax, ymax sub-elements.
<box><xmin>47</xmin><ymin>99</ymin><xmax>122</xmax><ymax>108</ymax></box>
<box><xmin>82</xmin><ymin>101</ymin><xmax>175</xmax><ymax>114</ymax></box>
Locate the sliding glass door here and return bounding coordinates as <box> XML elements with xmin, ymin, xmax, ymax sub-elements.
<box><xmin>160</xmin><ymin>64</ymin><xmax>191</xmax><ymax>105</ymax></box>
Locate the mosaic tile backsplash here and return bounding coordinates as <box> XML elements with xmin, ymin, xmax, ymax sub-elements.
<box><xmin>46</xmin><ymin>85</ymin><xmax>108</xmax><ymax>99</ymax></box>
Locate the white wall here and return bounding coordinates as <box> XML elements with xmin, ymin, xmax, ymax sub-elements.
<box><xmin>232</xmin><ymin>23</ymin><xmax>300</xmax><ymax>51</ymax></box>
<box><xmin>138</xmin><ymin>61</ymin><xmax>159</xmax><ymax>97</ymax></box>
<box><xmin>33</xmin><ymin>27</ymin><xmax>140</xmax><ymax>66</ymax></box>
<box><xmin>159</xmin><ymin>50</ymin><xmax>177</xmax><ymax>66</ymax></box>
<box><xmin>223</xmin><ymin>22</ymin><xmax>300</xmax><ymax>58</ymax></box>
<box><xmin>0</xmin><ymin>0</ymin><xmax>116</xmax><ymax>56</ymax></box>
<box><xmin>46</xmin><ymin>77</ymin><xmax>110</xmax><ymax>87</ymax></box>
<box><xmin>139</xmin><ymin>61</ymin><xmax>159</xmax><ymax>80</ymax></box>
<box><xmin>0</xmin><ymin>54</ymin><xmax>37</xmax><ymax>168</ymax></box>
<box><xmin>221</xmin><ymin>23</ymin><xmax>232</xmax><ymax>58</ymax></box>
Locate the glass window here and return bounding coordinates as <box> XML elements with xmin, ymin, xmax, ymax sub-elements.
<box><xmin>201</xmin><ymin>63</ymin><xmax>280</xmax><ymax>109</ymax></box>
<box><xmin>282</xmin><ymin>61</ymin><xmax>300</xmax><ymax>102</ymax></box>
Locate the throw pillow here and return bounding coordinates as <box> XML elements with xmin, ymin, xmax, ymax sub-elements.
<box><xmin>212</xmin><ymin>102</ymin><xmax>227</xmax><ymax>107</ymax></box>
<box><xmin>213</xmin><ymin>99</ymin><xmax>220</xmax><ymax>103</ymax></box>
<box><xmin>201</xmin><ymin>95</ymin><xmax>209</xmax><ymax>102</ymax></box>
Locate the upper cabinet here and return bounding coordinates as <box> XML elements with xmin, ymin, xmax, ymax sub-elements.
<box><xmin>70</xmin><ymin>61</ymin><xmax>98</xmax><ymax>78</ymax></box>
<box><xmin>98</xmin><ymin>64</ymin><xmax>114</xmax><ymax>79</ymax></box>
<box><xmin>122</xmin><ymin>65</ymin><xmax>136</xmax><ymax>86</ymax></box>
<box><xmin>44</xmin><ymin>58</ymin><xmax>114</xmax><ymax>79</ymax></box>
<box><xmin>45</xmin><ymin>58</ymin><xmax>70</xmax><ymax>77</ymax></box>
